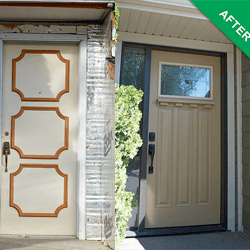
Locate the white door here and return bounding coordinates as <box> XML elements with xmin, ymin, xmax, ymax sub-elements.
<box><xmin>1</xmin><ymin>43</ymin><xmax>79</xmax><ymax>235</ymax></box>
<box><xmin>146</xmin><ymin>50</ymin><xmax>221</xmax><ymax>228</ymax></box>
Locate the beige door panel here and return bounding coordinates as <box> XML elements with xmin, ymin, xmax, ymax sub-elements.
<box><xmin>146</xmin><ymin>50</ymin><xmax>221</xmax><ymax>228</ymax></box>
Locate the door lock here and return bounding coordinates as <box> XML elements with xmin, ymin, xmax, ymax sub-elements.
<box><xmin>148</xmin><ymin>144</ymin><xmax>155</xmax><ymax>174</ymax></box>
<box><xmin>3</xmin><ymin>142</ymin><xmax>10</xmax><ymax>172</ymax></box>
<box><xmin>149</xmin><ymin>132</ymin><xmax>155</xmax><ymax>142</ymax></box>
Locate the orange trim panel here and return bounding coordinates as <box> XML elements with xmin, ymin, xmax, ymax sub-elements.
<box><xmin>10</xmin><ymin>164</ymin><xmax>68</xmax><ymax>217</ymax></box>
<box><xmin>12</xmin><ymin>50</ymin><xmax>69</xmax><ymax>102</ymax></box>
<box><xmin>11</xmin><ymin>106</ymin><xmax>69</xmax><ymax>159</ymax></box>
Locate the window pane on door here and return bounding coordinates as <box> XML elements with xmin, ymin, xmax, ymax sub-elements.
<box><xmin>121</xmin><ymin>46</ymin><xmax>145</xmax><ymax>90</ymax></box>
<box><xmin>160</xmin><ymin>64</ymin><xmax>211</xmax><ymax>98</ymax></box>
<box><xmin>120</xmin><ymin>45</ymin><xmax>145</xmax><ymax>229</ymax></box>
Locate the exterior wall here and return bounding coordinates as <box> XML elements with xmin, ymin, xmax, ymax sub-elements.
<box><xmin>242</xmin><ymin>53</ymin><xmax>250</xmax><ymax>234</ymax></box>
<box><xmin>0</xmin><ymin>13</ymin><xmax>115</xmax><ymax>248</ymax></box>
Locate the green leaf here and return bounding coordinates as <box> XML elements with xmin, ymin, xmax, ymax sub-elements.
<box><xmin>115</xmin><ymin>84</ymin><xmax>143</xmax><ymax>249</ymax></box>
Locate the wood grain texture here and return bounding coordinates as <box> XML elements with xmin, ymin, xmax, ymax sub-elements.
<box><xmin>11</xmin><ymin>106</ymin><xmax>69</xmax><ymax>159</ymax></box>
<box><xmin>10</xmin><ymin>164</ymin><xmax>68</xmax><ymax>217</ymax></box>
<box><xmin>12</xmin><ymin>50</ymin><xmax>69</xmax><ymax>102</ymax></box>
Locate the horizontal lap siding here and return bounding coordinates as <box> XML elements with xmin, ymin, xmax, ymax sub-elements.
<box><xmin>242</xmin><ymin>53</ymin><xmax>250</xmax><ymax>234</ymax></box>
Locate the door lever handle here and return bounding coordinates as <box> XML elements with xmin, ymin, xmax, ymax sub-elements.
<box><xmin>3</xmin><ymin>142</ymin><xmax>10</xmax><ymax>172</ymax></box>
<box><xmin>148</xmin><ymin>144</ymin><xmax>155</xmax><ymax>174</ymax></box>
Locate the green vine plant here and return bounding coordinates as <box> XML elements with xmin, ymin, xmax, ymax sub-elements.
<box><xmin>115</xmin><ymin>3</ymin><xmax>120</xmax><ymax>46</ymax></box>
<box><xmin>115</xmin><ymin>84</ymin><xmax>143</xmax><ymax>249</ymax></box>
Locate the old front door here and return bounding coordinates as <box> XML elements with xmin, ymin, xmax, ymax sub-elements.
<box><xmin>1</xmin><ymin>42</ymin><xmax>78</xmax><ymax>235</ymax></box>
<box><xmin>146</xmin><ymin>50</ymin><xmax>221</xmax><ymax>228</ymax></box>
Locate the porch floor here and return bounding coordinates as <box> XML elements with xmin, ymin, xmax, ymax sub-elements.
<box><xmin>121</xmin><ymin>232</ymin><xmax>250</xmax><ymax>249</ymax></box>
<box><xmin>0</xmin><ymin>236</ymin><xmax>109</xmax><ymax>250</ymax></box>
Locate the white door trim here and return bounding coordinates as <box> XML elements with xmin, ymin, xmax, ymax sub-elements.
<box><xmin>0</xmin><ymin>33</ymin><xmax>87</xmax><ymax>239</ymax></box>
<box><xmin>118</xmin><ymin>33</ymin><xmax>236</xmax><ymax>231</ymax></box>
<box><xmin>227</xmin><ymin>51</ymin><xmax>236</xmax><ymax>232</ymax></box>
<box><xmin>0</xmin><ymin>33</ymin><xmax>86</xmax><ymax>41</ymax></box>
<box><xmin>236</xmin><ymin>47</ymin><xmax>243</xmax><ymax>232</ymax></box>
<box><xmin>118</xmin><ymin>32</ymin><xmax>234</xmax><ymax>53</ymax></box>
<box><xmin>0</xmin><ymin>40</ymin><xmax>3</xmax><ymax>223</ymax></box>
<box><xmin>77</xmin><ymin>40</ymin><xmax>87</xmax><ymax>240</ymax></box>
<box><xmin>115</xmin><ymin>41</ymin><xmax>122</xmax><ymax>85</ymax></box>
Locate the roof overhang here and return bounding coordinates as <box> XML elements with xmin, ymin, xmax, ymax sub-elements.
<box><xmin>116</xmin><ymin>0</ymin><xmax>232</xmax><ymax>45</ymax></box>
<box><xmin>0</xmin><ymin>1</ymin><xmax>115</xmax><ymax>23</ymax></box>
<box><xmin>117</xmin><ymin>0</ymin><xmax>207</xmax><ymax>20</ymax></box>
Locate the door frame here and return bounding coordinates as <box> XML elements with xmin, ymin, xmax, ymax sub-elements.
<box><xmin>117</xmin><ymin>38</ymin><xmax>235</xmax><ymax>235</ymax></box>
<box><xmin>0</xmin><ymin>33</ymin><xmax>87</xmax><ymax>240</ymax></box>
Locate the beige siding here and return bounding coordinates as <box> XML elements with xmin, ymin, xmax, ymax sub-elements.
<box><xmin>242</xmin><ymin>53</ymin><xmax>250</xmax><ymax>234</ymax></box>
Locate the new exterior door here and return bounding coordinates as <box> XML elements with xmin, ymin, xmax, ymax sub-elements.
<box><xmin>1</xmin><ymin>43</ymin><xmax>78</xmax><ymax>235</ymax></box>
<box><xmin>146</xmin><ymin>50</ymin><xmax>221</xmax><ymax>228</ymax></box>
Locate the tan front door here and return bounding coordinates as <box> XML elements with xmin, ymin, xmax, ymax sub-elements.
<box><xmin>1</xmin><ymin>43</ymin><xmax>78</xmax><ymax>235</ymax></box>
<box><xmin>146</xmin><ymin>50</ymin><xmax>221</xmax><ymax>228</ymax></box>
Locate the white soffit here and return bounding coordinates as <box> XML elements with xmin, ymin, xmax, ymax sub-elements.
<box><xmin>117</xmin><ymin>0</ymin><xmax>233</xmax><ymax>44</ymax></box>
<box><xmin>117</xmin><ymin>0</ymin><xmax>207</xmax><ymax>20</ymax></box>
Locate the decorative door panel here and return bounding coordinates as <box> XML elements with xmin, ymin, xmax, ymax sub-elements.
<box><xmin>10</xmin><ymin>164</ymin><xmax>67</xmax><ymax>217</ymax></box>
<box><xmin>146</xmin><ymin>50</ymin><xmax>221</xmax><ymax>228</ymax></box>
<box><xmin>13</xmin><ymin>50</ymin><xmax>69</xmax><ymax>102</ymax></box>
<box><xmin>1</xmin><ymin>43</ymin><xmax>78</xmax><ymax>235</ymax></box>
<box><xmin>12</xmin><ymin>107</ymin><xmax>68</xmax><ymax>159</ymax></box>
<box><xmin>197</xmin><ymin>109</ymin><xmax>212</xmax><ymax>205</ymax></box>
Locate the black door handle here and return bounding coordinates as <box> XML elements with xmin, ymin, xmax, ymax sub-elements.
<box><xmin>3</xmin><ymin>142</ymin><xmax>10</xmax><ymax>172</ymax></box>
<box><xmin>148</xmin><ymin>144</ymin><xmax>155</xmax><ymax>174</ymax></box>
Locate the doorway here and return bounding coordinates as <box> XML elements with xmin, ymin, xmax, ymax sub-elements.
<box><xmin>146</xmin><ymin>50</ymin><xmax>221</xmax><ymax>228</ymax></box>
<box><xmin>1</xmin><ymin>42</ymin><xmax>78</xmax><ymax>235</ymax></box>
<box><xmin>120</xmin><ymin>43</ymin><xmax>228</xmax><ymax>234</ymax></box>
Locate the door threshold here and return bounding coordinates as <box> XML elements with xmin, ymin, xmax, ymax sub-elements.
<box><xmin>126</xmin><ymin>224</ymin><xmax>226</xmax><ymax>238</ymax></box>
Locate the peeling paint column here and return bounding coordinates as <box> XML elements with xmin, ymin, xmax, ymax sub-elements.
<box><xmin>85</xmin><ymin>13</ymin><xmax>115</xmax><ymax>247</ymax></box>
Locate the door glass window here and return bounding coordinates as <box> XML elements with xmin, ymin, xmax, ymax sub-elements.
<box><xmin>121</xmin><ymin>46</ymin><xmax>145</xmax><ymax>90</ymax></box>
<box><xmin>160</xmin><ymin>63</ymin><xmax>212</xmax><ymax>98</ymax></box>
<box><xmin>120</xmin><ymin>45</ymin><xmax>145</xmax><ymax>229</ymax></box>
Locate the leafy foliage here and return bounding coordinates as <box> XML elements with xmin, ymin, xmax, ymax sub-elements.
<box><xmin>115</xmin><ymin>84</ymin><xmax>143</xmax><ymax>249</ymax></box>
<box><xmin>115</xmin><ymin>3</ymin><xmax>120</xmax><ymax>46</ymax></box>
